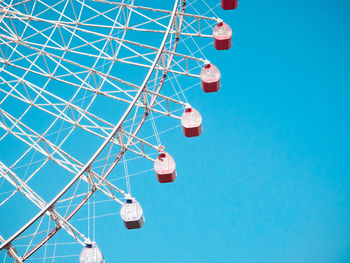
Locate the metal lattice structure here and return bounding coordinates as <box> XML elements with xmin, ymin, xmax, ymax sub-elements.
<box><xmin>0</xmin><ymin>0</ymin><xmax>237</xmax><ymax>262</ymax></box>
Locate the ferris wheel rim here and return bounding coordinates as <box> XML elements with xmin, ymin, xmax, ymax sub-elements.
<box><xmin>0</xmin><ymin>0</ymin><xmax>185</xmax><ymax>259</ymax></box>
<box><xmin>0</xmin><ymin>0</ymin><xmax>135</xmax><ymax>250</ymax></box>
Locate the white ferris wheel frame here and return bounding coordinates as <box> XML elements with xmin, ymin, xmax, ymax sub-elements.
<box><xmin>0</xmin><ymin>0</ymin><xmax>223</xmax><ymax>261</ymax></box>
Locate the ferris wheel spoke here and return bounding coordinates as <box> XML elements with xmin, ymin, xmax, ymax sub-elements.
<box><xmin>88</xmin><ymin>0</ymin><xmax>219</xmax><ymax>23</ymax></box>
<box><xmin>0</xmin><ymin>0</ymin><xmax>234</xmax><ymax>260</ymax></box>
<box><xmin>1</xmin><ymin>64</ymin><xmax>138</xmax><ymax>112</ymax></box>
<box><xmin>0</xmin><ymin>23</ymin><xmax>17</xmax><ymax>43</ymax></box>
<box><xmin>0</xmin><ymin>75</ymin><xmax>175</xmax><ymax>161</ymax></box>
<box><xmin>86</xmin><ymin>7</ymin><xmax>190</xmax><ymax>223</ymax></box>
<box><xmin>128</xmin><ymin>9</ymin><xmax>170</xmax><ymax>31</ymax></box>
<box><xmin>0</xmin><ymin>108</ymin><xmax>131</xmax><ymax>205</ymax></box>
<box><xmin>78</xmin><ymin>1</ymin><xmax>124</xmax><ymax>26</ymax></box>
<box><xmin>33</xmin><ymin>0</ymin><xmax>81</xmax><ymax>25</ymax></box>
<box><xmin>100</xmin><ymin>25</ymin><xmax>215</xmax><ymax>38</ymax></box>
<box><xmin>31</xmin><ymin>0</ymin><xmax>70</xmax><ymax>19</ymax></box>
<box><xmin>136</xmin><ymin>90</ymin><xmax>185</xmax><ymax>119</ymax></box>
<box><xmin>0</xmin><ymin>16</ymin><xmax>63</xmax><ymax>51</ymax></box>
<box><xmin>2</xmin><ymin>8</ymin><xmax>212</xmax><ymax>82</ymax></box>
<box><xmin>36</xmin><ymin>0</ymin><xmax>128</xmax><ymax>30</ymax></box>
<box><xmin>84</xmin><ymin>169</ymin><xmax>126</xmax><ymax>205</ymax></box>
<box><xmin>117</xmin><ymin>129</ymin><xmax>163</xmax><ymax>161</ymax></box>
<box><xmin>163</xmin><ymin>51</ymin><xmax>206</xmax><ymax>74</ymax></box>
<box><xmin>1</xmin><ymin>9</ymin><xmax>139</xmax><ymax>102</ymax></box>
<box><xmin>1</xmin><ymin>38</ymin><xmax>140</xmax><ymax>92</ymax></box>
<box><xmin>0</xmin><ymin>80</ymin><xmax>179</xmax><ymax>166</ymax></box>
<box><xmin>113</xmin><ymin>55</ymin><xmax>202</xmax><ymax>78</ymax></box>
<box><xmin>1</xmin><ymin>13</ymin><xmax>161</xmax><ymax>61</ymax></box>
<box><xmin>0</xmin><ymin>162</ymin><xmax>89</xmax><ymax>248</ymax></box>
<box><xmin>0</xmin><ymin>76</ymin><xmax>115</xmax><ymax>138</ymax></box>
<box><xmin>0</xmin><ymin>161</ymin><xmax>47</xmax><ymax>209</ymax></box>
<box><xmin>0</xmin><ymin>132</ymin><xmax>130</xmax><ymax>256</ymax></box>
<box><xmin>0</xmin><ymin>109</ymin><xmax>83</xmax><ymax>174</ymax></box>
<box><xmin>1</xmin><ymin>6</ymin><xmax>128</xmax><ymax>61</ymax></box>
<box><xmin>1</xmin><ymin>49</ymin><xmax>195</xmax><ymax>131</ymax></box>
<box><xmin>0</xmin><ymin>190</ymin><xmax>18</xmax><ymax>207</ymax></box>
<box><xmin>3</xmin><ymin>7</ymin><xmax>215</xmax><ymax>39</ymax></box>
<box><xmin>3</xmin><ymin>5</ymin><xmax>174</xmax><ymax>43</ymax></box>
<box><xmin>136</xmin><ymin>101</ymin><xmax>183</xmax><ymax>121</ymax></box>
<box><xmin>0</xmin><ymin>235</ymin><xmax>22</xmax><ymax>263</ymax></box>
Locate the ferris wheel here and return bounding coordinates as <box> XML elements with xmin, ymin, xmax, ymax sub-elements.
<box><xmin>0</xmin><ymin>0</ymin><xmax>238</xmax><ymax>262</ymax></box>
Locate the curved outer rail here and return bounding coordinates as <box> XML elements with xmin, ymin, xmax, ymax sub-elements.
<box><xmin>0</xmin><ymin>0</ymin><xmax>186</xmax><ymax>260</ymax></box>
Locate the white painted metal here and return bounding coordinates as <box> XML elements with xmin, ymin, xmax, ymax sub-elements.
<box><xmin>0</xmin><ymin>0</ymin><xmax>180</xmax><ymax>254</ymax></box>
<box><xmin>0</xmin><ymin>0</ymin><xmax>222</xmax><ymax>261</ymax></box>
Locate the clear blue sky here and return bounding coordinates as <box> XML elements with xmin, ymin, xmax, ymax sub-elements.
<box><xmin>1</xmin><ymin>0</ymin><xmax>350</xmax><ymax>262</ymax></box>
<box><xmin>121</xmin><ymin>0</ymin><xmax>350</xmax><ymax>262</ymax></box>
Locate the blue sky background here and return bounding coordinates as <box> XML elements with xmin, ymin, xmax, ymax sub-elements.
<box><xmin>1</xmin><ymin>0</ymin><xmax>350</xmax><ymax>262</ymax></box>
<box><xmin>122</xmin><ymin>0</ymin><xmax>350</xmax><ymax>262</ymax></box>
